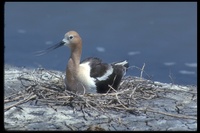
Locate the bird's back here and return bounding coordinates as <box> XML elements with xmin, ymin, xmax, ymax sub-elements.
<box><xmin>95</xmin><ymin>60</ymin><xmax>129</xmax><ymax>93</ymax></box>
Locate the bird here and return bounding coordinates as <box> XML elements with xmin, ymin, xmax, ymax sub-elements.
<box><xmin>36</xmin><ymin>31</ymin><xmax>129</xmax><ymax>93</ymax></box>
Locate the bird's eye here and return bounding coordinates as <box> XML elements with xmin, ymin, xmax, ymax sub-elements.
<box><xmin>69</xmin><ymin>35</ymin><xmax>74</xmax><ymax>40</ymax></box>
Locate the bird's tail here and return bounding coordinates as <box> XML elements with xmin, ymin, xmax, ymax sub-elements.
<box><xmin>113</xmin><ymin>60</ymin><xmax>129</xmax><ymax>68</ymax></box>
<box><xmin>112</xmin><ymin>60</ymin><xmax>129</xmax><ymax>77</ymax></box>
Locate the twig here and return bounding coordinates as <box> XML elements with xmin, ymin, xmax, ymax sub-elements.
<box><xmin>4</xmin><ymin>86</ymin><xmax>32</xmax><ymax>102</ymax></box>
<box><xmin>4</xmin><ymin>93</ymin><xmax>30</xmax><ymax>103</ymax></box>
<box><xmin>87</xmin><ymin>88</ymin><xmax>130</xmax><ymax>97</ymax></box>
<box><xmin>127</xmin><ymin>65</ymin><xmax>151</xmax><ymax>80</ymax></box>
<box><xmin>108</xmin><ymin>85</ymin><xmax>128</xmax><ymax>109</ymax></box>
<box><xmin>145</xmin><ymin>108</ymin><xmax>197</xmax><ymax>120</ymax></box>
<box><xmin>115</xmin><ymin>94</ymin><xmax>128</xmax><ymax>109</ymax></box>
<box><xmin>56</xmin><ymin>95</ymin><xmax>73</xmax><ymax>99</ymax></box>
<box><xmin>65</xmin><ymin>123</ymin><xmax>75</xmax><ymax>131</ymax></box>
<box><xmin>140</xmin><ymin>63</ymin><xmax>145</xmax><ymax>78</ymax></box>
<box><xmin>84</xmin><ymin>97</ymin><xmax>105</xmax><ymax>113</ymax></box>
<box><xmin>4</xmin><ymin>93</ymin><xmax>37</xmax><ymax>111</ymax></box>
<box><xmin>129</xmin><ymin>83</ymin><xmax>139</xmax><ymax>98</ymax></box>
<box><xmin>107</xmin><ymin>106</ymin><xmax>197</xmax><ymax>120</ymax></box>
<box><xmin>169</xmin><ymin>70</ymin><xmax>175</xmax><ymax>85</ymax></box>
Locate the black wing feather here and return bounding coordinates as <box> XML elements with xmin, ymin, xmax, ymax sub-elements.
<box><xmin>81</xmin><ymin>57</ymin><xmax>109</xmax><ymax>78</ymax></box>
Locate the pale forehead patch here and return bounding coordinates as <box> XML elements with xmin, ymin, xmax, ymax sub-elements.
<box><xmin>62</xmin><ymin>38</ymin><xmax>68</xmax><ymax>43</ymax></box>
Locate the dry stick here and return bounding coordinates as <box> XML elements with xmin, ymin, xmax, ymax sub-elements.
<box><xmin>4</xmin><ymin>93</ymin><xmax>37</xmax><ymax>110</ymax></box>
<box><xmin>56</xmin><ymin>95</ymin><xmax>73</xmax><ymax>99</ymax></box>
<box><xmin>4</xmin><ymin>86</ymin><xmax>32</xmax><ymax>100</ymax></box>
<box><xmin>37</xmin><ymin>99</ymin><xmax>70</xmax><ymax>105</ymax></box>
<box><xmin>4</xmin><ymin>86</ymin><xmax>32</xmax><ymax>103</ymax></box>
<box><xmin>38</xmin><ymin>86</ymin><xmax>62</xmax><ymax>93</ymax></box>
<box><xmin>129</xmin><ymin>83</ymin><xmax>140</xmax><ymax>98</ymax></box>
<box><xmin>115</xmin><ymin>94</ymin><xmax>128</xmax><ymax>109</ymax></box>
<box><xmin>108</xmin><ymin>106</ymin><xmax>197</xmax><ymax>120</ymax></box>
<box><xmin>140</xmin><ymin>63</ymin><xmax>145</xmax><ymax>78</ymax></box>
<box><xmin>63</xmin><ymin>87</ymin><xmax>105</xmax><ymax>113</ymax></box>
<box><xmin>4</xmin><ymin>92</ymin><xmax>24</xmax><ymax>101</ymax></box>
<box><xmin>84</xmin><ymin>97</ymin><xmax>105</xmax><ymax>113</ymax></box>
<box><xmin>87</xmin><ymin>88</ymin><xmax>130</xmax><ymax>97</ymax></box>
<box><xmin>168</xmin><ymin>71</ymin><xmax>175</xmax><ymax>85</ymax></box>
<box><xmin>127</xmin><ymin>64</ymin><xmax>151</xmax><ymax>79</ymax></box>
<box><xmin>145</xmin><ymin>108</ymin><xmax>197</xmax><ymax>120</ymax></box>
<box><xmin>108</xmin><ymin>84</ymin><xmax>117</xmax><ymax>93</ymax></box>
<box><xmin>119</xmin><ymin>80</ymin><xmax>125</xmax><ymax>86</ymax></box>
<box><xmin>4</xmin><ymin>93</ymin><xmax>30</xmax><ymax>103</ymax></box>
<box><xmin>81</xmin><ymin>105</ymin><xmax>89</xmax><ymax>121</ymax></box>
<box><xmin>108</xmin><ymin>85</ymin><xmax>128</xmax><ymax>109</ymax></box>
<box><xmin>65</xmin><ymin>123</ymin><xmax>75</xmax><ymax>131</ymax></box>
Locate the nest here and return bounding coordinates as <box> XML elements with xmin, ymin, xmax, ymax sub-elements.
<box><xmin>4</xmin><ymin>67</ymin><xmax>160</xmax><ymax>113</ymax></box>
<box><xmin>4</xmin><ymin>66</ymin><xmax>197</xmax><ymax>130</ymax></box>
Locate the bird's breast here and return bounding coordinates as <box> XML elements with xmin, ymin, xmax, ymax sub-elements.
<box><xmin>77</xmin><ymin>62</ymin><xmax>96</xmax><ymax>90</ymax></box>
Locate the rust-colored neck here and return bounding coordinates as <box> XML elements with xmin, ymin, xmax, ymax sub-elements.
<box><xmin>65</xmin><ymin>41</ymin><xmax>82</xmax><ymax>91</ymax></box>
<box><xmin>70</xmin><ymin>43</ymin><xmax>82</xmax><ymax>67</ymax></box>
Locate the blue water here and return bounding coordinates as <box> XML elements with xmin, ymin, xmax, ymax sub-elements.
<box><xmin>5</xmin><ymin>2</ymin><xmax>197</xmax><ymax>85</ymax></box>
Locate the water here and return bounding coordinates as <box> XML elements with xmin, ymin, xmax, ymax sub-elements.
<box><xmin>5</xmin><ymin>2</ymin><xmax>197</xmax><ymax>85</ymax></box>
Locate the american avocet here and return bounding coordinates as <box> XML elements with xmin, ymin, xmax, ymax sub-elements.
<box><xmin>37</xmin><ymin>31</ymin><xmax>129</xmax><ymax>93</ymax></box>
